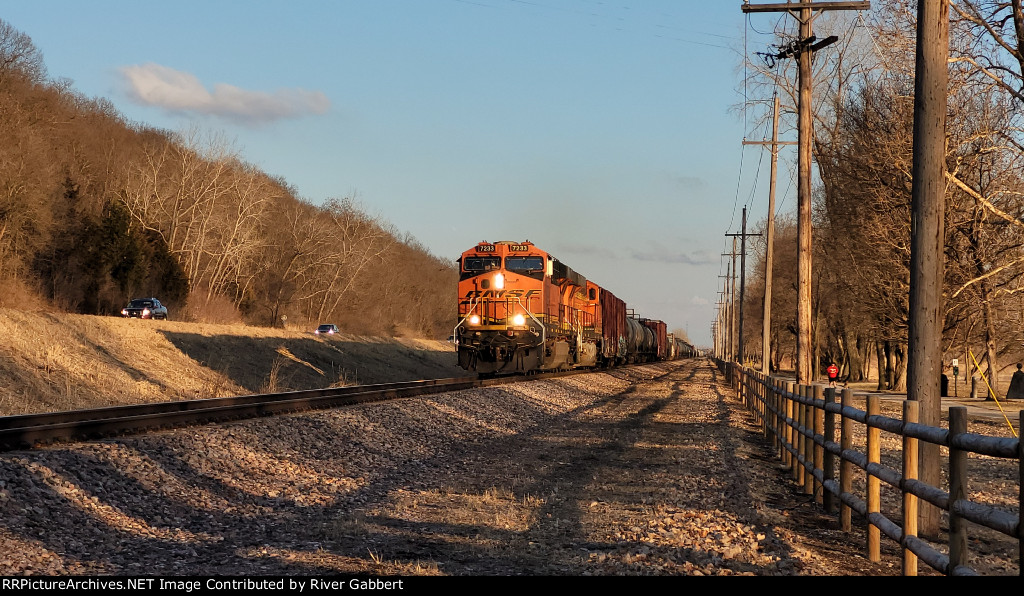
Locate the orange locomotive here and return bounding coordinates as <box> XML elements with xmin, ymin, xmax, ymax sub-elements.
<box><xmin>454</xmin><ymin>240</ymin><xmax>678</xmax><ymax>375</ymax></box>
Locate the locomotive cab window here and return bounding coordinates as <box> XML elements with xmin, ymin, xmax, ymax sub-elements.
<box><xmin>463</xmin><ymin>257</ymin><xmax>501</xmax><ymax>272</ymax></box>
<box><xmin>504</xmin><ymin>257</ymin><xmax>544</xmax><ymax>272</ymax></box>
<box><xmin>505</xmin><ymin>256</ymin><xmax>545</xmax><ymax>280</ymax></box>
<box><xmin>461</xmin><ymin>256</ymin><xmax>501</xmax><ymax>280</ymax></box>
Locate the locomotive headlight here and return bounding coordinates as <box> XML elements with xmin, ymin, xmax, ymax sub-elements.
<box><xmin>512</xmin><ymin>314</ymin><xmax>526</xmax><ymax>326</ymax></box>
<box><xmin>469</xmin><ymin>315</ymin><xmax>481</xmax><ymax>325</ymax></box>
<box><xmin>493</xmin><ymin>272</ymin><xmax>504</xmax><ymax>289</ymax></box>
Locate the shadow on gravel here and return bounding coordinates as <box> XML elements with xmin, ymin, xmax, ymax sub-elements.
<box><xmin>0</xmin><ymin>360</ymin><xmax>835</xmax><ymax>575</ymax></box>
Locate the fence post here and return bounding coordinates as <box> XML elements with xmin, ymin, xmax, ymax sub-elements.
<box><xmin>840</xmin><ymin>388</ymin><xmax>853</xmax><ymax>531</ymax></box>
<box><xmin>757</xmin><ymin>376</ymin><xmax>765</xmax><ymax>436</ymax></box>
<box><xmin>759</xmin><ymin>373</ymin><xmax>767</xmax><ymax>432</ymax></box>
<box><xmin>778</xmin><ymin>380</ymin><xmax>786</xmax><ymax>464</ymax></box>
<box><xmin>759</xmin><ymin>373</ymin><xmax>767</xmax><ymax>437</ymax></box>
<box><xmin>902</xmin><ymin>399</ymin><xmax>919</xmax><ymax>576</ymax></box>
<box><xmin>814</xmin><ymin>384</ymin><xmax>825</xmax><ymax>505</ymax></box>
<box><xmin>867</xmin><ymin>394</ymin><xmax>881</xmax><ymax>562</ymax></box>
<box><xmin>786</xmin><ymin>381</ymin><xmax>796</xmax><ymax>475</ymax></box>
<box><xmin>796</xmin><ymin>384</ymin><xmax>806</xmax><ymax>486</ymax></box>
<box><xmin>803</xmin><ymin>385</ymin><xmax>814</xmax><ymax>496</ymax></box>
<box><xmin>823</xmin><ymin>386</ymin><xmax>836</xmax><ymax>513</ymax></box>
<box><xmin>774</xmin><ymin>378</ymin><xmax>782</xmax><ymax>449</ymax></box>
<box><xmin>776</xmin><ymin>379</ymin><xmax>784</xmax><ymax>460</ymax></box>
<box><xmin>948</xmin><ymin>406</ymin><xmax>968</xmax><ymax>573</ymax></box>
<box><xmin>739</xmin><ymin>366</ymin><xmax>746</xmax><ymax>405</ymax></box>
<box><xmin>750</xmin><ymin>369</ymin><xmax>757</xmax><ymax>416</ymax></box>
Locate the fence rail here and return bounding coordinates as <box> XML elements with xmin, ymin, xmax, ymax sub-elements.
<box><xmin>716</xmin><ymin>359</ymin><xmax>1023</xmax><ymax>576</ymax></box>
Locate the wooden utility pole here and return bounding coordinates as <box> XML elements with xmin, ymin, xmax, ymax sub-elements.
<box><xmin>716</xmin><ymin>298</ymin><xmax>725</xmax><ymax>359</ymax></box>
<box><xmin>723</xmin><ymin>241</ymin><xmax>739</xmax><ymax>362</ymax></box>
<box><xmin>727</xmin><ymin>208</ymin><xmax>763</xmax><ymax>366</ymax></box>
<box><xmin>744</xmin><ymin>94</ymin><xmax>795</xmax><ymax>374</ymax></box>
<box><xmin>712</xmin><ymin>318</ymin><xmax>719</xmax><ymax>359</ymax></box>
<box><xmin>908</xmin><ymin>0</ymin><xmax>949</xmax><ymax>539</ymax></box>
<box><xmin>720</xmin><ymin>286</ymin><xmax>729</xmax><ymax>359</ymax></box>
<box><xmin>731</xmin><ymin>237</ymin><xmax>738</xmax><ymax>362</ymax></box>
<box><xmin>742</xmin><ymin>1</ymin><xmax>869</xmax><ymax>383</ymax></box>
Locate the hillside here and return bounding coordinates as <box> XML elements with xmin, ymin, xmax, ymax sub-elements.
<box><xmin>0</xmin><ymin>308</ymin><xmax>465</xmax><ymax>417</ymax></box>
<box><xmin>0</xmin><ymin>19</ymin><xmax>456</xmax><ymax>339</ymax></box>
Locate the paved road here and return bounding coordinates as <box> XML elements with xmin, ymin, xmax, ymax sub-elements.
<box><xmin>767</xmin><ymin>373</ymin><xmax>1024</xmax><ymax>424</ymax></box>
<box><xmin>837</xmin><ymin>386</ymin><xmax>1024</xmax><ymax>424</ymax></box>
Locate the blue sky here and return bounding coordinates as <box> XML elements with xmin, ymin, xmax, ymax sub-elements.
<box><xmin>5</xmin><ymin>1</ymin><xmax>793</xmax><ymax>347</ymax></box>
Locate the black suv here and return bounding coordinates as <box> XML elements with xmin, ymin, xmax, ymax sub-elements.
<box><xmin>121</xmin><ymin>298</ymin><xmax>168</xmax><ymax>320</ymax></box>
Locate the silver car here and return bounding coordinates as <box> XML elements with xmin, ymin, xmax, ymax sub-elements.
<box><xmin>121</xmin><ymin>298</ymin><xmax>168</xmax><ymax>320</ymax></box>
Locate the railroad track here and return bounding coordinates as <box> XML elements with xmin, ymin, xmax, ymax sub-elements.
<box><xmin>0</xmin><ymin>367</ymin><xmax>603</xmax><ymax>451</ymax></box>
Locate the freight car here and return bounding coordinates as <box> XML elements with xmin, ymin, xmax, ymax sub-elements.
<box><xmin>453</xmin><ymin>240</ymin><xmax>688</xmax><ymax>376</ymax></box>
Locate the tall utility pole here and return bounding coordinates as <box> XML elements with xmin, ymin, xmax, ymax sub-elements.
<box><xmin>727</xmin><ymin>208</ymin><xmax>762</xmax><ymax>366</ymax></box>
<box><xmin>712</xmin><ymin>318</ymin><xmax>719</xmax><ymax>359</ymax></box>
<box><xmin>715</xmin><ymin>296</ymin><xmax>725</xmax><ymax>359</ymax></box>
<box><xmin>908</xmin><ymin>0</ymin><xmax>949</xmax><ymax>540</ymax></box>
<box><xmin>723</xmin><ymin>241</ymin><xmax>739</xmax><ymax>361</ymax></box>
<box><xmin>744</xmin><ymin>94</ymin><xmax>795</xmax><ymax>374</ymax></box>
<box><xmin>742</xmin><ymin>1</ymin><xmax>869</xmax><ymax>383</ymax></box>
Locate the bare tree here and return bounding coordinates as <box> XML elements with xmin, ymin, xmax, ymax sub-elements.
<box><xmin>0</xmin><ymin>19</ymin><xmax>46</xmax><ymax>86</ymax></box>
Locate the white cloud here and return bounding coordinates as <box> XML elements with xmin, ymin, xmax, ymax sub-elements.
<box><xmin>690</xmin><ymin>295</ymin><xmax>710</xmax><ymax>306</ymax></box>
<box><xmin>558</xmin><ymin>242</ymin><xmax>714</xmax><ymax>266</ymax></box>
<box><xmin>629</xmin><ymin>248</ymin><xmax>714</xmax><ymax>266</ymax></box>
<box><xmin>119</xmin><ymin>63</ymin><xmax>329</xmax><ymax>125</ymax></box>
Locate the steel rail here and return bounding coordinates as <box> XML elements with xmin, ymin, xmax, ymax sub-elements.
<box><xmin>0</xmin><ymin>366</ymin><xmax>616</xmax><ymax>451</ymax></box>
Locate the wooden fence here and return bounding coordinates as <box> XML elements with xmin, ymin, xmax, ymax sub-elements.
<box><xmin>716</xmin><ymin>360</ymin><xmax>1023</xmax><ymax>576</ymax></box>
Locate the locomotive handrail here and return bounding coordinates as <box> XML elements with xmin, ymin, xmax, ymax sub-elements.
<box><xmin>452</xmin><ymin>295</ymin><xmax>479</xmax><ymax>347</ymax></box>
<box><xmin>514</xmin><ymin>295</ymin><xmax>545</xmax><ymax>348</ymax></box>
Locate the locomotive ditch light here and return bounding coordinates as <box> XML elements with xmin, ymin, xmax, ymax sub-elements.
<box><xmin>469</xmin><ymin>315</ymin><xmax>481</xmax><ymax>325</ymax></box>
<box><xmin>512</xmin><ymin>314</ymin><xmax>526</xmax><ymax>326</ymax></box>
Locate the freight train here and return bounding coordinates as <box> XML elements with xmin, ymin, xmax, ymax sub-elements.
<box><xmin>454</xmin><ymin>240</ymin><xmax>695</xmax><ymax>376</ymax></box>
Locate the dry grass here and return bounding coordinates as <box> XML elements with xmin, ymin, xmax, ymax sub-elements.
<box><xmin>0</xmin><ymin>278</ymin><xmax>52</xmax><ymax>312</ymax></box>
<box><xmin>0</xmin><ymin>308</ymin><xmax>464</xmax><ymax>416</ymax></box>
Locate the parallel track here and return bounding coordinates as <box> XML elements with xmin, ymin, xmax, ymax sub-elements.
<box><xmin>0</xmin><ymin>368</ymin><xmax>598</xmax><ymax>451</ymax></box>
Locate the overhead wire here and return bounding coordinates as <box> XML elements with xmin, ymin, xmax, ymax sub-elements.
<box><xmin>728</xmin><ymin>12</ymin><xmax>754</xmax><ymax>235</ymax></box>
<box><xmin>733</xmin><ymin>12</ymin><xmax>787</xmax><ymax>235</ymax></box>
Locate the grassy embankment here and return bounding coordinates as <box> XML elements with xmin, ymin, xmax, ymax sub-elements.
<box><xmin>0</xmin><ymin>308</ymin><xmax>464</xmax><ymax>416</ymax></box>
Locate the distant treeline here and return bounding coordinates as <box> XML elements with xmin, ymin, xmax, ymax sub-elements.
<box><xmin>0</xmin><ymin>19</ymin><xmax>455</xmax><ymax>337</ymax></box>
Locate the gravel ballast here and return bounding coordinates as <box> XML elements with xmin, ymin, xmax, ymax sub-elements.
<box><xmin>0</xmin><ymin>359</ymin><xmax>1009</xmax><ymax>576</ymax></box>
